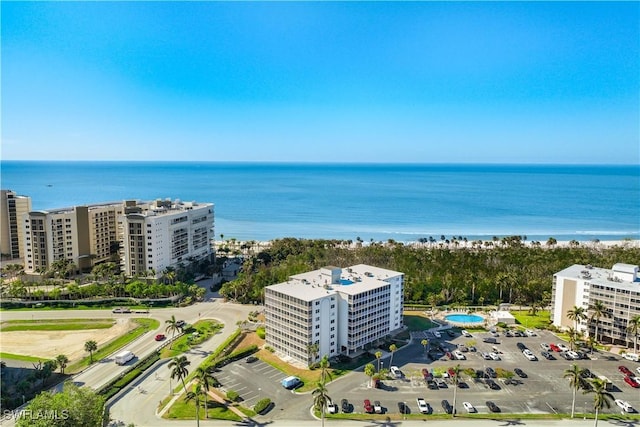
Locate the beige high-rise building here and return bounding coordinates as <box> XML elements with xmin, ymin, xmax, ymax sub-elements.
<box><xmin>0</xmin><ymin>190</ymin><xmax>32</xmax><ymax>259</ymax></box>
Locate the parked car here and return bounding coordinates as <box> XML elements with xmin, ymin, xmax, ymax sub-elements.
<box><xmin>623</xmin><ymin>376</ymin><xmax>640</xmax><ymax>388</ymax></box>
<box><xmin>489</xmin><ymin>352</ymin><xmax>501</xmax><ymax>361</ymax></box>
<box><xmin>504</xmin><ymin>330</ymin><xmax>514</xmax><ymax>337</ymax></box>
<box><xmin>560</xmin><ymin>352</ymin><xmax>573</xmax><ymax>360</ymax></box>
<box><xmin>427</xmin><ymin>380</ymin><xmax>439</xmax><ymax>390</ymax></box>
<box><xmin>615</xmin><ymin>399</ymin><xmax>635</xmax><ymax>413</ymax></box>
<box><xmin>525</xmin><ymin>329</ymin><xmax>537</xmax><ymax>337</ymax></box>
<box><xmin>516</xmin><ymin>342</ymin><xmax>527</xmax><ymax>351</ymax></box>
<box><xmin>541</xmin><ymin>351</ymin><xmax>555</xmax><ymax>360</ymax></box>
<box><xmin>581</xmin><ymin>368</ymin><xmax>594</xmax><ymax>379</ymax></box>
<box><xmin>550</xmin><ymin>343</ymin><xmax>561</xmax><ymax>352</ymax></box>
<box><xmin>176</xmin><ymin>320</ymin><xmax>186</xmax><ymax>328</ymax></box>
<box><xmin>557</xmin><ymin>343</ymin><xmax>569</xmax><ymax>352</ymax></box>
<box><xmin>453</xmin><ymin>350</ymin><xmax>466</xmax><ymax>360</ymax></box>
<box><xmin>540</xmin><ymin>343</ymin><xmax>551</xmax><ymax>351</ymax></box>
<box><xmin>327</xmin><ymin>402</ymin><xmax>337</xmax><ymax>414</ymax></box>
<box><xmin>486</xmin><ymin>367</ymin><xmax>497</xmax><ymax>378</ymax></box>
<box><xmin>435</xmin><ymin>378</ymin><xmax>448</xmax><ymax>388</ymax></box>
<box><xmin>397</xmin><ymin>401</ymin><xmax>408</xmax><ymax>414</ymax></box>
<box><xmin>341</xmin><ymin>399</ymin><xmax>350</xmax><ymax>413</ymax></box>
<box><xmin>523</xmin><ymin>349</ymin><xmax>537</xmax><ymax>361</ymax></box>
<box><xmin>245</xmin><ymin>355</ymin><xmax>258</xmax><ymax>363</ymax></box>
<box><xmin>154</xmin><ymin>334</ymin><xmax>166</xmax><ymax>341</ymax></box>
<box><xmin>636</xmin><ymin>366</ymin><xmax>640</xmax><ymax>375</ymax></box>
<box><xmin>462</xmin><ymin>330</ymin><xmax>472</xmax><ymax>337</ymax></box>
<box><xmin>441</xmin><ymin>400</ymin><xmax>453</xmax><ymax>414</ymax></box>
<box><xmin>433</xmin><ymin>331</ymin><xmax>442</xmax><ymax>338</ymax></box>
<box><xmin>483</xmin><ymin>337</ymin><xmax>498</xmax><ymax>344</ymax></box>
<box><xmin>481</xmin><ymin>352</ymin><xmax>492</xmax><ymax>360</ymax></box>
<box><xmin>373</xmin><ymin>400</ymin><xmax>382</xmax><ymax>414</ymax></box>
<box><xmin>619</xmin><ymin>365</ymin><xmax>633</xmax><ymax>376</ymax></box>
<box><xmin>513</xmin><ymin>330</ymin><xmax>524</xmax><ymax>337</ymax></box>
<box><xmin>514</xmin><ymin>368</ymin><xmax>527</xmax><ymax>378</ymax></box>
<box><xmin>486</xmin><ymin>379</ymin><xmax>501</xmax><ymax>390</ymax></box>
<box><xmin>486</xmin><ymin>401</ymin><xmax>500</xmax><ymax>413</ymax></box>
<box><xmin>364</xmin><ymin>399</ymin><xmax>374</xmax><ymax>414</ymax></box>
<box><xmin>463</xmin><ymin>402</ymin><xmax>476</xmax><ymax>413</ymax></box>
<box><xmin>422</xmin><ymin>368</ymin><xmax>432</xmax><ymax>381</ymax></box>
<box><xmin>566</xmin><ymin>351</ymin><xmax>580</xmax><ymax>360</ymax></box>
<box><xmin>390</xmin><ymin>366</ymin><xmax>402</xmax><ymax>378</ymax></box>
<box><xmin>416</xmin><ymin>398</ymin><xmax>429</xmax><ymax>414</ymax></box>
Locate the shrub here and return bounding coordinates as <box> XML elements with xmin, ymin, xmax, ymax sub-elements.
<box><xmin>256</xmin><ymin>327</ymin><xmax>266</xmax><ymax>339</ymax></box>
<box><xmin>227</xmin><ymin>390</ymin><xmax>239</xmax><ymax>402</ymax></box>
<box><xmin>254</xmin><ymin>398</ymin><xmax>272</xmax><ymax>414</ymax></box>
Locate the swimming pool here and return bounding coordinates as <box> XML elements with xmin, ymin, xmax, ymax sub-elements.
<box><xmin>445</xmin><ymin>314</ymin><xmax>484</xmax><ymax>323</ymax></box>
<box><xmin>340</xmin><ymin>279</ymin><xmax>354</xmax><ymax>285</ymax></box>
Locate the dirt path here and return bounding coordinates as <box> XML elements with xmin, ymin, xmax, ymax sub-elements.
<box><xmin>0</xmin><ymin>318</ymin><xmax>136</xmax><ymax>361</ymax></box>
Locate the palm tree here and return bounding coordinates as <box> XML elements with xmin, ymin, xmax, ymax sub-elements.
<box><xmin>451</xmin><ymin>364</ymin><xmax>461</xmax><ymax>418</ymax></box>
<box><xmin>388</xmin><ymin>344</ymin><xmax>397</xmax><ymax>367</ymax></box>
<box><xmin>364</xmin><ymin>363</ymin><xmax>376</xmax><ymax>388</ymax></box>
<box><xmin>169</xmin><ymin>355</ymin><xmax>191</xmax><ymax>393</ymax></box>
<box><xmin>375</xmin><ymin>351</ymin><xmax>382</xmax><ymax>372</ymax></box>
<box><xmin>589</xmin><ymin>300</ymin><xmax>606</xmax><ymax>343</ymax></box>
<box><xmin>194</xmin><ymin>366</ymin><xmax>216</xmax><ymax>418</ymax></box>
<box><xmin>307</xmin><ymin>342</ymin><xmax>320</xmax><ymax>366</ymax></box>
<box><xmin>56</xmin><ymin>354</ymin><xmax>69</xmax><ymax>374</ymax></box>
<box><xmin>626</xmin><ymin>315</ymin><xmax>640</xmax><ymax>353</ymax></box>
<box><xmin>421</xmin><ymin>339</ymin><xmax>429</xmax><ymax>354</ymax></box>
<box><xmin>312</xmin><ymin>380</ymin><xmax>331</xmax><ymax>427</ymax></box>
<box><xmin>567</xmin><ymin>305</ymin><xmax>587</xmax><ymax>334</ymax></box>
<box><xmin>584</xmin><ymin>377</ymin><xmax>614</xmax><ymax>427</ymax></box>
<box><xmin>165</xmin><ymin>315</ymin><xmax>183</xmax><ymax>348</ymax></box>
<box><xmin>185</xmin><ymin>382</ymin><xmax>204</xmax><ymax>427</ymax></box>
<box><xmin>318</xmin><ymin>355</ymin><xmax>332</xmax><ymax>384</ymax></box>
<box><xmin>564</xmin><ymin>364</ymin><xmax>587</xmax><ymax>418</ymax></box>
<box><xmin>84</xmin><ymin>340</ymin><xmax>97</xmax><ymax>363</ymax></box>
<box><xmin>567</xmin><ymin>327</ymin><xmax>579</xmax><ymax>351</ymax></box>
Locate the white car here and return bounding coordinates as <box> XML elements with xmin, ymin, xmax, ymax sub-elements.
<box><xmin>373</xmin><ymin>401</ymin><xmax>382</xmax><ymax>414</ymax></box>
<box><xmin>463</xmin><ymin>402</ymin><xmax>476</xmax><ymax>413</ymax></box>
<box><xmin>615</xmin><ymin>399</ymin><xmax>635</xmax><ymax>413</ymax></box>
<box><xmin>433</xmin><ymin>331</ymin><xmax>442</xmax><ymax>338</ymax></box>
<box><xmin>523</xmin><ymin>349</ymin><xmax>537</xmax><ymax>361</ymax></box>
<box><xmin>390</xmin><ymin>366</ymin><xmax>402</xmax><ymax>378</ymax></box>
<box><xmin>416</xmin><ymin>397</ymin><xmax>429</xmax><ymax>414</ymax></box>
<box><xmin>462</xmin><ymin>330</ymin><xmax>472</xmax><ymax>337</ymax></box>
<box><xmin>453</xmin><ymin>350</ymin><xmax>466</xmax><ymax>360</ymax></box>
<box><xmin>566</xmin><ymin>350</ymin><xmax>580</xmax><ymax>360</ymax></box>
<box><xmin>557</xmin><ymin>343</ymin><xmax>569</xmax><ymax>352</ymax></box>
<box><xmin>327</xmin><ymin>402</ymin><xmax>337</xmax><ymax>414</ymax></box>
<box><xmin>540</xmin><ymin>343</ymin><xmax>551</xmax><ymax>351</ymax></box>
<box><xmin>489</xmin><ymin>352</ymin><xmax>501</xmax><ymax>361</ymax></box>
<box><xmin>481</xmin><ymin>352</ymin><xmax>492</xmax><ymax>360</ymax></box>
<box><xmin>525</xmin><ymin>329</ymin><xmax>537</xmax><ymax>337</ymax></box>
<box><xmin>636</xmin><ymin>366</ymin><xmax>640</xmax><ymax>375</ymax></box>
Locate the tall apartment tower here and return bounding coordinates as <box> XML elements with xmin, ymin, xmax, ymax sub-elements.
<box><xmin>0</xmin><ymin>190</ymin><xmax>32</xmax><ymax>259</ymax></box>
<box><xmin>265</xmin><ymin>264</ymin><xmax>404</xmax><ymax>366</ymax></box>
<box><xmin>22</xmin><ymin>202</ymin><xmax>126</xmax><ymax>274</ymax></box>
<box><xmin>119</xmin><ymin>199</ymin><xmax>214</xmax><ymax>278</ymax></box>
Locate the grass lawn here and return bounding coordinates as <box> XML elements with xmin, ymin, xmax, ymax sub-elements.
<box><xmin>0</xmin><ymin>352</ymin><xmax>46</xmax><ymax>362</ymax></box>
<box><xmin>163</xmin><ymin>395</ymin><xmax>241</xmax><ymax>421</ymax></box>
<box><xmin>511</xmin><ymin>310</ymin><xmax>551</xmax><ymax>329</ymax></box>
<box><xmin>67</xmin><ymin>318</ymin><xmax>159</xmax><ymax>373</ymax></box>
<box><xmin>0</xmin><ymin>318</ymin><xmax>115</xmax><ymax>332</ymax></box>
<box><xmin>160</xmin><ymin>319</ymin><xmax>223</xmax><ymax>359</ymax></box>
<box><xmin>403</xmin><ymin>312</ymin><xmax>438</xmax><ymax>331</ymax></box>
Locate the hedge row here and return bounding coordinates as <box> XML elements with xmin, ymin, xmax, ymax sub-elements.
<box><xmin>212</xmin><ymin>345</ymin><xmax>258</xmax><ymax>368</ymax></box>
<box><xmin>99</xmin><ymin>352</ymin><xmax>160</xmax><ymax>400</ymax></box>
<box><xmin>254</xmin><ymin>398</ymin><xmax>272</xmax><ymax>414</ymax></box>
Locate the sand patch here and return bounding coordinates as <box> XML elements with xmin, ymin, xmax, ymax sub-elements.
<box><xmin>0</xmin><ymin>318</ymin><xmax>136</xmax><ymax>361</ymax></box>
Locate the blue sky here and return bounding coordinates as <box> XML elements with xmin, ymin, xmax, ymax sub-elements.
<box><xmin>2</xmin><ymin>2</ymin><xmax>639</xmax><ymax>163</ymax></box>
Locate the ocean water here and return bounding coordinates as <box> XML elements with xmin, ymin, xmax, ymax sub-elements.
<box><xmin>1</xmin><ymin>161</ymin><xmax>638</xmax><ymax>243</ymax></box>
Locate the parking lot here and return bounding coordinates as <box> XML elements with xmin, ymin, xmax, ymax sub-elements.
<box><xmin>325</xmin><ymin>328</ymin><xmax>640</xmax><ymax>418</ymax></box>
<box><xmin>211</xmin><ymin>327</ymin><xmax>640</xmax><ymax>421</ymax></box>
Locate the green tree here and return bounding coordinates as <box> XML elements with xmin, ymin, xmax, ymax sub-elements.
<box><xmin>567</xmin><ymin>305</ymin><xmax>587</xmax><ymax>333</ymax></box>
<box><xmin>364</xmin><ymin>363</ymin><xmax>376</xmax><ymax>388</ymax></box>
<box><xmin>307</xmin><ymin>342</ymin><xmax>320</xmax><ymax>367</ymax></box>
<box><xmin>589</xmin><ymin>300</ymin><xmax>607</xmax><ymax>343</ymax></box>
<box><xmin>450</xmin><ymin>364</ymin><xmax>461</xmax><ymax>418</ymax></box>
<box><xmin>16</xmin><ymin>381</ymin><xmax>104</xmax><ymax>427</ymax></box>
<box><xmin>584</xmin><ymin>377</ymin><xmax>614</xmax><ymax>427</ymax></box>
<box><xmin>626</xmin><ymin>314</ymin><xmax>640</xmax><ymax>353</ymax></box>
<box><xmin>84</xmin><ymin>340</ymin><xmax>98</xmax><ymax>364</ymax></box>
<box><xmin>564</xmin><ymin>364</ymin><xmax>587</xmax><ymax>418</ymax></box>
<box><xmin>56</xmin><ymin>354</ymin><xmax>69</xmax><ymax>374</ymax></box>
<box><xmin>165</xmin><ymin>315</ymin><xmax>183</xmax><ymax>348</ymax></box>
<box><xmin>388</xmin><ymin>343</ymin><xmax>397</xmax><ymax>367</ymax></box>
<box><xmin>169</xmin><ymin>355</ymin><xmax>191</xmax><ymax>393</ymax></box>
<box><xmin>312</xmin><ymin>380</ymin><xmax>331</xmax><ymax>427</ymax></box>
<box><xmin>319</xmin><ymin>355</ymin><xmax>332</xmax><ymax>384</ymax></box>
<box><xmin>374</xmin><ymin>351</ymin><xmax>382</xmax><ymax>372</ymax></box>
<box><xmin>185</xmin><ymin>382</ymin><xmax>204</xmax><ymax>427</ymax></box>
<box><xmin>194</xmin><ymin>366</ymin><xmax>216</xmax><ymax>418</ymax></box>
<box><xmin>421</xmin><ymin>339</ymin><xmax>429</xmax><ymax>354</ymax></box>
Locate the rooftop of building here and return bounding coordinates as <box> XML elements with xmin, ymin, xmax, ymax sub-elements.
<box><xmin>556</xmin><ymin>263</ymin><xmax>640</xmax><ymax>292</ymax></box>
<box><xmin>267</xmin><ymin>264</ymin><xmax>403</xmax><ymax>301</ymax></box>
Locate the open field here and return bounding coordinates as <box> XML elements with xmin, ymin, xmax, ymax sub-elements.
<box><xmin>0</xmin><ymin>318</ymin><xmax>115</xmax><ymax>332</ymax></box>
<box><xmin>0</xmin><ymin>317</ymin><xmax>136</xmax><ymax>361</ymax></box>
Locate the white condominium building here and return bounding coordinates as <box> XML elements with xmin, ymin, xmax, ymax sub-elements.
<box><xmin>119</xmin><ymin>199</ymin><xmax>214</xmax><ymax>278</ymax></box>
<box><xmin>265</xmin><ymin>264</ymin><xmax>404</xmax><ymax>366</ymax></box>
<box><xmin>0</xmin><ymin>190</ymin><xmax>32</xmax><ymax>259</ymax></box>
<box><xmin>552</xmin><ymin>263</ymin><xmax>640</xmax><ymax>348</ymax></box>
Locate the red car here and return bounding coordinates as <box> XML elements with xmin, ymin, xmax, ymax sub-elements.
<box><xmin>619</xmin><ymin>365</ymin><xmax>633</xmax><ymax>376</ymax></box>
<box><xmin>447</xmin><ymin>368</ymin><xmax>457</xmax><ymax>378</ymax></box>
<box><xmin>623</xmin><ymin>376</ymin><xmax>640</xmax><ymax>388</ymax></box>
<box><xmin>549</xmin><ymin>343</ymin><xmax>561</xmax><ymax>352</ymax></box>
<box><xmin>364</xmin><ymin>399</ymin><xmax>374</xmax><ymax>413</ymax></box>
<box><xmin>155</xmin><ymin>334</ymin><xmax>166</xmax><ymax>341</ymax></box>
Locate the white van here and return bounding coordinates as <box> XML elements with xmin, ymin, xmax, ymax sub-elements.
<box><xmin>390</xmin><ymin>366</ymin><xmax>402</xmax><ymax>378</ymax></box>
<box><xmin>623</xmin><ymin>353</ymin><xmax>640</xmax><ymax>362</ymax></box>
<box><xmin>115</xmin><ymin>350</ymin><xmax>134</xmax><ymax>365</ymax></box>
